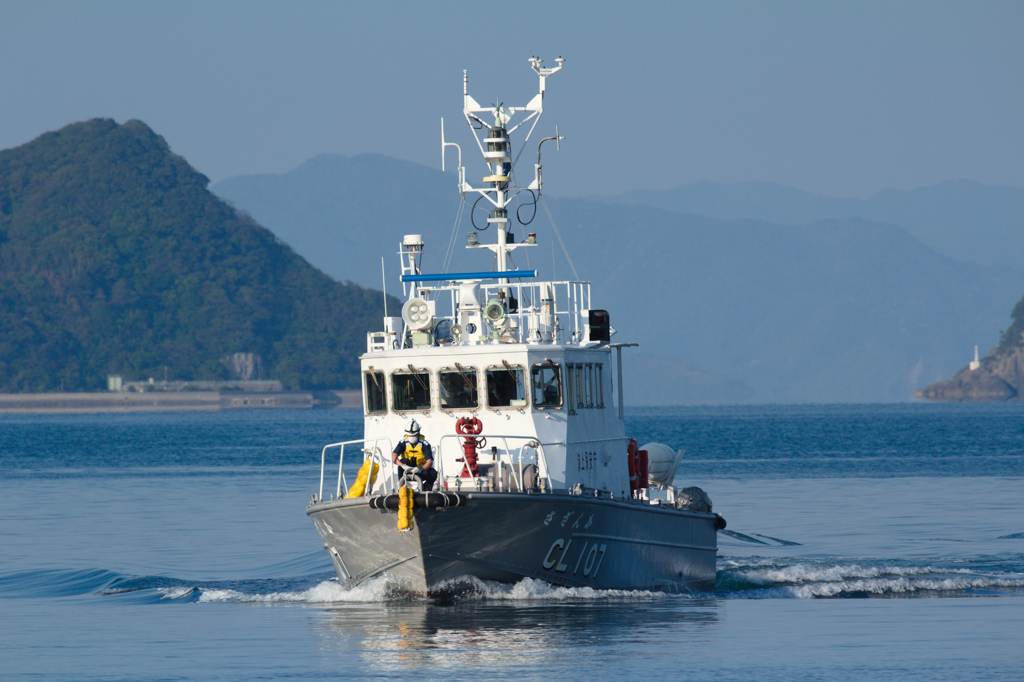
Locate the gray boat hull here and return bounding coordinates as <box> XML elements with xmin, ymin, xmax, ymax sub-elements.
<box><xmin>307</xmin><ymin>492</ymin><xmax>719</xmax><ymax>594</ymax></box>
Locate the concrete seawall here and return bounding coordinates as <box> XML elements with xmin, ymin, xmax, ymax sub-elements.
<box><xmin>0</xmin><ymin>390</ymin><xmax>361</xmax><ymax>414</ymax></box>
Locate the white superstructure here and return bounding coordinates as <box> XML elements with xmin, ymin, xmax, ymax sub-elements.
<box><xmin>346</xmin><ymin>58</ymin><xmax>661</xmax><ymax>501</ymax></box>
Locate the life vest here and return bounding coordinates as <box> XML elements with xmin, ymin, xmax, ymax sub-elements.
<box><xmin>402</xmin><ymin>441</ymin><xmax>430</xmax><ymax>467</ymax></box>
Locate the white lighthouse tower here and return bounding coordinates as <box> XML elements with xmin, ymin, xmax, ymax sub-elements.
<box><xmin>969</xmin><ymin>345</ymin><xmax>981</xmax><ymax>371</ymax></box>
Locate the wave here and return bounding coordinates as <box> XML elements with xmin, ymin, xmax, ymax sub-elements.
<box><xmin>125</xmin><ymin>564</ymin><xmax>1024</xmax><ymax>602</ymax></box>
<box><xmin>0</xmin><ymin>567</ymin><xmax>671</xmax><ymax>604</ymax></box>
<box><xmin>422</xmin><ymin>575</ymin><xmax>667</xmax><ymax>602</ymax></box>
<box><xmin>193</xmin><ymin>576</ymin><xmax>394</xmax><ymax>603</ymax></box>
<box><xmin>4</xmin><ymin>556</ymin><xmax>1022</xmax><ymax>604</ymax></box>
<box><xmin>716</xmin><ymin>557</ymin><xmax>1024</xmax><ymax>598</ymax></box>
<box><xmin>0</xmin><ymin>568</ymin><xmax>123</xmax><ymax>598</ymax></box>
<box><xmin>194</xmin><ymin>574</ymin><xmax>667</xmax><ymax>604</ymax></box>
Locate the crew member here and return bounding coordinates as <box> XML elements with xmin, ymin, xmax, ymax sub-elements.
<box><xmin>392</xmin><ymin>420</ymin><xmax>437</xmax><ymax>491</ymax></box>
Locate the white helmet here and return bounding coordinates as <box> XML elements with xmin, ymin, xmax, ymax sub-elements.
<box><xmin>405</xmin><ymin>419</ymin><xmax>421</xmax><ymax>435</ymax></box>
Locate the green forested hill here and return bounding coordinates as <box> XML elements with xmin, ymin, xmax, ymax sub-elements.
<box><xmin>0</xmin><ymin>118</ymin><xmax>389</xmax><ymax>392</ymax></box>
<box><xmin>998</xmin><ymin>294</ymin><xmax>1024</xmax><ymax>353</ymax></box>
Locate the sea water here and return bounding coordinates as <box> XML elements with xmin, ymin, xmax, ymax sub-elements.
<box><xmin>1</xmin><ymin>404</ymin><xmax>1022</xmax><ymax>680</ymax></box>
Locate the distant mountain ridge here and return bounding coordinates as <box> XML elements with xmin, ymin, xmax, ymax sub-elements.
<box><xmin>603</xmin><ymin>180</ymin><xmax>1024</xmax><ymax>271</ymax></box>
<box><xmin>214</xmin><ymin>154</ymin><xmax>1024</xmax><ymax>404</ymax></box>
<box><xmin>215</xmin><ymin>153</ymin><xmax>461</xmax><ymax>289</ymax></box>
<box><xmin>0</xmin><ymin>119</ymin><xmax>392</xmax><ymax>392</ymax></box>
<box><xmin>550</xmin><ymin>199</ymin><xmax>1022</xmax><ymax>403</ymax></box>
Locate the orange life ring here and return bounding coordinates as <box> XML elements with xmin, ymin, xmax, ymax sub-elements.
<box><xmin>627</xmin><ymin>439</ymin><xmax>639</xmax><ymax>494</ymax></box>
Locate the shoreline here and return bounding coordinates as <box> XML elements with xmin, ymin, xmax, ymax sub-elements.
<box><xmin>0</xmin><ymin>390</ymin><xmax>361</xmax><ymax>414</ymax></box>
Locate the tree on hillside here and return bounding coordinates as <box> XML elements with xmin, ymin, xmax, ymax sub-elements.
<box><xmin>998</xmin><ymin>293</ymin><xmax>1024</xmax><ymax>353</ymax></box>
<box><xmin>0</xmin><ymin>119</ymin><xmax>392</xmax><ymax>392</ymax></box>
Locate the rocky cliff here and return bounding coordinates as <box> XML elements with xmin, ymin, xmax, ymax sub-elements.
<box><xmin>917</xmin><ymin>346</ymin><xmax>1024</xmax><ymax>401</ymax></box>
<box><xmin>918</xmin><ymin>294</ymin><xmax>1024</xmax><ymax>401</ymax></box>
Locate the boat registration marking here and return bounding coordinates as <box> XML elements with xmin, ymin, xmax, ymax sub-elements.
<box><xmin>542</xmin><ymin>537</ymin><xmax>608</xmax><ymax>578</ymax></box>
<box><xmin>543</xmin><ymin>510</ymin><xmax>594</xmax><ymax>530</ymax></box>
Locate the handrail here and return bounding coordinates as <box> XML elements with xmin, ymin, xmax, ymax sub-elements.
<box><xmin>383</xmin><ymin>279</ymin><xmax>593</xmax><ymax>347</ymax></box>
<box><xmin>318</xmin><ymin>437</ymin><xmax>394</xmax><ymax>502</ymax></box>
<box><xmin>316</xmin><ymin>433</ymin><xmax>631</xmax><ymax>501</ymax></box>
<box><xmin>561</xmin><ymin>436</ymin><xmax>631</xmax><ymax>446</ymax></box>
<box><xmin>438</xmin><ymin>432</ymin><xmax>554</xmax><ymax>492</ymax></box>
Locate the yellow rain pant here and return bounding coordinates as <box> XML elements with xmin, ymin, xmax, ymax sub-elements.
<box><xmin>347</xmin><ymin>460</ymin><xmax>379</xmax><ymax>498</ymax></box>
<box><xmin>397</xmin><ymin>485</ymin><xmax>414</xmax><ymax>531</ymax></box>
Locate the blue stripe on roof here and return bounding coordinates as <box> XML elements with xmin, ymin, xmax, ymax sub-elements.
<box><xmin>401</xmin><ymin>270</ymin><xmax>537</xmax><ymax>283</ymax></box>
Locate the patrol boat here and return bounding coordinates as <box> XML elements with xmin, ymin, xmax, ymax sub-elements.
<box><xmin>306</xmin><ymin>58</ymin><xmax>725</xmax><ymax>595</ymax></box>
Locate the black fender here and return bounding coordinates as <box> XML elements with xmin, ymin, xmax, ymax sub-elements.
<box><xmin>368</xmin><ymin>491</ymin><xmax>469</xmax><ymax>510</ymax></box>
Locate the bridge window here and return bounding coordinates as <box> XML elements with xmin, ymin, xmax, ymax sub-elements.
<box><xmin>562</xmin><ymin>363</ymin><xmax>604</xmax><ymax>410</ymax></box>
<box><xmin>486</xmin><ymin>363</ymin><xmax>526</xmax><ymax>408</ymax></box>
<box><xmin>439</xmin><ymin>366</ymin><xmax>479</xmax><ymax>410</ymax></box>
<box><xmin>574</xmin><ymin>364</ymin><xmax>585</xmax><ymax>410</ymax></box>
<box><xmin>565</xmin><ymin>364</ymin><xmax>576</xmax><ymax>414</ymax></box>
<box><xmin>392</xmin><ymin>370</ymin><xmax>431</xmax><ymax>412</ymax></box>
<box><xmin>364</xmin><ymin>370</ymin><xmax>386</xmax><ymax>414</ymax></box>
<box><xmin>531</xmin><ymin>361</ymin><xmax>562</xmax><ymax>408</ymax></box>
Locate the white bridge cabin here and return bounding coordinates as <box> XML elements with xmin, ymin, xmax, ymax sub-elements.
<box><xmin>343</xmin><ymin>232</ymin><xmax>646</xmax><ymax>501</ymax></box>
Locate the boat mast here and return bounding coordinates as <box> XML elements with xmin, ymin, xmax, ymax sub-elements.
<box><xmin>443</xmin><ymin>57</ymin><xmax>564</xmax><ymax>288</ymax></box>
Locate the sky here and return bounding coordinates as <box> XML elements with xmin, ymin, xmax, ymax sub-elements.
<box><xmin>2</xmin><ymin>1</ymin><xmax>1022</xmax><ymax>199</ymax></box>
